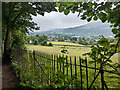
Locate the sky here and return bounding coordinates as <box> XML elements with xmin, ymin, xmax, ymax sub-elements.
<box><xmin>32</xmin><ymin>11</ymin><xmax>92</xmax><ymax>32</ymax></box>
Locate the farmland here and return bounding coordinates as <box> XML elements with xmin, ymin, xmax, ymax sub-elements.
<box><xmin>27</xmin><ymin>41</ymin><xmax>118</xmax><ymax>63</ymax></box>
<box><xmin>27</xmin><ymin>42</ymin><xmax>91</xmax><ymax>57</ymax></box>
<box><xmin>23</xmin><ymin>42</ymin><xmax>120</xmax><ymax>88</ymax></box>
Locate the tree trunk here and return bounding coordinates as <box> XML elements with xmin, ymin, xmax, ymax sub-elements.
<box><xmin>3</xmin><ymin>25</ymin><xmax>12</xmax><ymax>63</ymax></box>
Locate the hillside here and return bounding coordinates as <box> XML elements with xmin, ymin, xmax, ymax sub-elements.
<box><xmin>30</xmin><ymin>21</ymin><xmax>113</xmax><ymax>37</ymax></box>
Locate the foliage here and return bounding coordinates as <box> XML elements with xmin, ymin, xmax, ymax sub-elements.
<box><xmin>48</xmin><ymin>42</ymin><xmax>53</xmax><ymax>46</ymax></box>
<box><xmin>41</xmin><ymin>40</ymin><xmax>47</xmax><ymax>46</ymax></box>
<box><xmin>2</xmin><ymin>2</ymin><xmax>56</xmax><ymax>62</ymax></box>
<box><xmin>56</xmin><ymin>1</ymin><xmax>120</xmax><ymax>72</ymax></box>
<box><xmin>33</xmin><ymin>39</ymin><xmax>39</xmax><ymax>45</ymax></box>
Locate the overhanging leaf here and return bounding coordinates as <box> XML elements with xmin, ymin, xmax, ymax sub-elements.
<box><xmin>56</xmin><ymin>2</ymin><xmax>60</xmax><ymax>7</ymax></box>
<box><xmin>64</xmin><ymin>9</ymin><xmax>70</xmax><ymax>15</ymax></box>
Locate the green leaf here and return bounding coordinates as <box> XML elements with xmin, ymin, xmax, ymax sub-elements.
<box><xmin>99</xmin><ymin>12</ymin><xmax>107</xmax><ymax>22</ymax></box>
<box><xmin>89</xmin><ymin>61</ymin><xmax>94</xmax><ymax>64</ymax></box>
<box><xmin>45</xmin><ymin>64</ymin><xmax>51</xmax><ymax>69</ymax></box>
<box><xmin>112</xmin><ymin>28</ymin><xmax>118</xmax><ymax>34</ymax></box>
<box><xmin>82</xmin><ymin>59</ymin><xmax>86</xmax><ymax>64</ymax></box>
<box><xmin>56</xmin><ymin>2</ymin><xmax>60</xmax><ymax>7</ymax></box>
<box><xmin>81</xmin><ymin>15</ymin><xmax>86</xmax><ymax>20</ymax></box>
<box><xmin>67</xmin><ymin>3</ymin><xmax>73</xmax><ymax>8</ymax></box>
<box><xmin>97</xmin><ymin>58</ymin><xmax>101</xmax><ymax>63</ymax></box>
<box><xmin>97</xmin><ymin>37</ymin><xmax>109</xmax><ymax>46</ymax></box>
<box><xmin>87</xmin><ymin>17</ymin><xmax>92</xmax><ymax>22</ymax></box>
<box><xmin>110</xmin><ymin>25</ymin><xmax>113</xmax><ymax>27</ymax></box>
<box><xmin>57</xmin><ymin>57</ymin><xmax>66</xmax><ymax>63</ymax></box>
<box><xmin>64</xmin><ymin>9</ymin><xmax>70</xmax><ymax>15</ymax></box>
<box><xmin>107</xmin><ymin>60</ymin><xmax>112</xmax><ymax>63</ymax></box>
<box><xmin>59</xmin><ymin>7</ymin><xmax>64</xmax><ymax>12</ymax></box>
<box><xmin>93</xmin><ymin>16</ymin><xmax>98</xmax><ymax>21</ymax></box>
<box><xmin>82</xmin><ymin>53</ymin><xmax>90</xmax><ymax>56</ymax></box>
<box><xmin>64</xmin><ymin>64</ymin><xmax>69</xmax><ymax>68</ymax></box>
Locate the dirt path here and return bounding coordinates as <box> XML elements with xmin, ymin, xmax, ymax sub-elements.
<box><xmin>2</xmin><ymin>62</ymin><xmax>19</xmax><ymax>89</ymax></box>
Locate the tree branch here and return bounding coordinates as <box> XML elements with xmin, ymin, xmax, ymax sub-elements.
<box><xmin>11</xmin><ymin>2</ymin><xmax>17</xmax><ymax>13</ymax></box>
<box><xmin>12</xmin><ymin>9</ymin><xmax>24</xmax><ymax>23</ymax></box>
<box><xmin>103</xmin><ymin>33</ymin><xmax>120</xmax><ymax>64</ymax></box>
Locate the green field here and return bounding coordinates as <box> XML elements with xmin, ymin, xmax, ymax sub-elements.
<box><xmin>23</xmin><ymin>42</ymin><xmax>120</xmax><ymax>88</ymax></box>
<box><xmin>27</xmin><ymin>41</ymin><xmax>118</xmax><ymax>63</ymax></box>
<box><xmin>27</xmin><ymin>42</ymin><xmax>91</xmax><ymax>57</ymax></box>
<box><xmin>47</xmin><ymin>41</ymin><xmax>85</xmax><ymax>47</ymax></box>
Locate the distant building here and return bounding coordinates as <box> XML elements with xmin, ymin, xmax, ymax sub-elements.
<box><xmin>65</xmin><ymin>39</ymin><xmax>71</xmax><ymax>42</ymax></box>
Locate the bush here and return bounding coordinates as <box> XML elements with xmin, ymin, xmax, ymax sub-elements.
<box><xmin>41</xmin><ymin>41</ymin><xmax>47</xmax><ymax>46</ymax></box>
<box><xmin>33</xmin><ymin>39</ymin><xmax>39</xmax><ymax>45</ymax></box>
<box><xmin>48</xmin><ymin>42</ymin><xmax>53</xmax><ymax>46</ymax></box>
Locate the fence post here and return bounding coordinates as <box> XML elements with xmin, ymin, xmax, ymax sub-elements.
<box><xmin>66</xmin><ymin>55</ymin><xmax>68</xmax><ymax>76</ymax></box>
<box><xmin>75</xmin><ymin>56</ymin><xmax>77</xmax><ymax>77</ymax></box>
<box><xmin>54</xmin><ymin>55</ymin><xmax>55</xmax><ymax>76</ymax></box>
<box><xmin>94</xmin><ymin>57</ymin><xmax>96</xmax><ymax>78</ymax></box>
<box><xmin>85</xmin><ymin>57</ymin><xmax>88</xmax><ymax>90</ymax></box>
<box><xmin>79</xmin><ymin>57</ymin><xmax>82</xmax><ymax>90</ymax></box>
<box><xmin>59</xmin><ymin>55</ymin><xmax>62</xmax><ymax>71</ymax></box>
<box><xmin>70</xmin><ymin>56</ymin><xmax>72</xmax><ymax>79</ymax></box>
<box><xmin>70</xmin><ymin>56</ymin><xmax>73</xmax><ymax>88</ymax></box>
<box><xmin>33</xmin><ymin>50</ymin><xmax>35</xmax><ymax>71</ymax></box>
<box><xmin>62</xmin><ymin>54</ymin><xmax>65</xmax><ymax>85</ymax></box>
<box><xmin>100</xmin><ymin>59</ymin><xmax>104</xmax><ymax>90</ymax></box>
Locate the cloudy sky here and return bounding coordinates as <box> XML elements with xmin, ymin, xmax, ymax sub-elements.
<box><xmin>32</xmin><ymin>11</ymin><xmax>93</xmax><ymax>32</ymax></box>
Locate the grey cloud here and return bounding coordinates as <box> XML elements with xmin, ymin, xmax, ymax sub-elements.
<box><xmin>32</xmin><ymin>11</ymin><xmax>89</xmax><ymax>32</ymax></box>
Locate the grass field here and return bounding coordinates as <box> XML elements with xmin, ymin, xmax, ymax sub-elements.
<box><xmin>24</xmin><ymin>42</ymin><xmax>120</xmax><ymax>88</ymax></box>
<box><xmin>47</xmin><ymin>41</ymin><xmax>85</xmax><ymax>47</ymax></box>
<box><xmin>27</xmin><ymin>41</ymin><xmax>118</xmax><ymax>63</ymax></box>
<box><xmin>27</xmin><ymin>45</ymin><xmax>91</xmax><ymax>57</ymax></box>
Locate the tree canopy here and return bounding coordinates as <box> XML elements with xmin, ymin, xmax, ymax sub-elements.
<box><xmin>2</xmin><ymin>2</ymin><xmax>57</xmax><ymax>62</ymax></box>
<box><xmin>56</xmin><ymin>1</ymin><xmax>120</xmax><ymax>73</ymax></box>
<box><xmin>2</xmin><ymin>1</ymin><xmax>120</xmax><ymax>66</ymax></box>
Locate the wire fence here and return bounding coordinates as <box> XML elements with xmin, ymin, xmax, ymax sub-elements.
<box><xmin>13</xmin><ymin>49</ymin><xmax>120</xmax><ymax>89</ymax></box>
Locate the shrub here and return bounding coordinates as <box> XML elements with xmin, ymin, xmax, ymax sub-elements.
<box><xmin>48</xmin><ymin>42</ymin><xmax>53</xmax><ymax>46</ymax></box>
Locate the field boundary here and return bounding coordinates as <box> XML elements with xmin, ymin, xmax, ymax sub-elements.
<box><xmin>13</xmin><ymin>49</ymin><xmax>120</xmax><ymax>89</ymax></box>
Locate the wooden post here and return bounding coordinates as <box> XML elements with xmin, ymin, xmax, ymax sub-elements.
<box><xmin>54</xmin><ymin>55</ymin><xmax>55</xmax><ymax>75</ymax></box>
<box><xmin>85</xmin><ymin>57</ymin><xmax>88</xmax><ymax>89</ymax></box>
<box><xmin>62</xmin><ymin>54</ymin><xmax>65</xmax><ymax>85</ymax></box>
<box><xmin>79</xmin><ymin>57</ymin><xmax>82</xmax><ymax>90</ymax></box>
<box><xmin>75</xmin><ymin>56</ymin><xmax>77</xmax><ymax>78</ymax></box>
<box><xmin>70</xmin><ymin>56</ymin><xmax>72</xmax><ymax>79</ymax></box>
<box><xmin>100</xmin><ymin>59</ymin><xmax>104</xmax><ymax>90</ymax></box>
<box><xmin>60</xmin><ymin>55</ymin><xmax>62</xmax><ymax>71</ymax></box>
<box><xmin>70</xmin><ymin>56</ymin><xmax>73</xmax><ymax>88</ymax></box>
<box><xmin>66</xmin><ymin>55</ymin><xmax>68</xmax><ymax>76</ymax></box>
<box><xmin>57</xmin><ymin>55</ymin><xmax>58</xmax><ymax>72</ymax></box>
<box><xmin>33</xmin><ymin>50</ymin><xmax>35</xmax><ymax>71</ymax></box>
<box><xmin>94</xmin><ymin>57</ymin><xmax>96</xmax><ymax>78</ymax></box>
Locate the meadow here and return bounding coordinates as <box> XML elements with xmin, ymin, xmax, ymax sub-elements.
<box><xmin>18</xmin><ymin>41</ymin><xmax>119</xmax><ymax>88</ymax></box>
<box><xmin>27</xmin><ymin>41</ymin><xmax>118</xmax><ymax>62</ymax></box>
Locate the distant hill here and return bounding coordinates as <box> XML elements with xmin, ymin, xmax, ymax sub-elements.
<box><xmin>30</xmin><ymin>21</ymin><xmax>114</xmax><ymax>37</ymax></box>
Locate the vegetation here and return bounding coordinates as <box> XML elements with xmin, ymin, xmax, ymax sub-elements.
<box><xmin>12</xmin><ymin>50</ymin><xmax>120</xmax><ymax>89</ymax></box>
<box><xmin>2</xmin><ymin>2</ymin><xmax>56</xmax><ymax>63</ymax></box>
<box><xmin>2</xmin><ymin>1</ymin><xmax>120</xmax><ymax>89</ymax></box>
